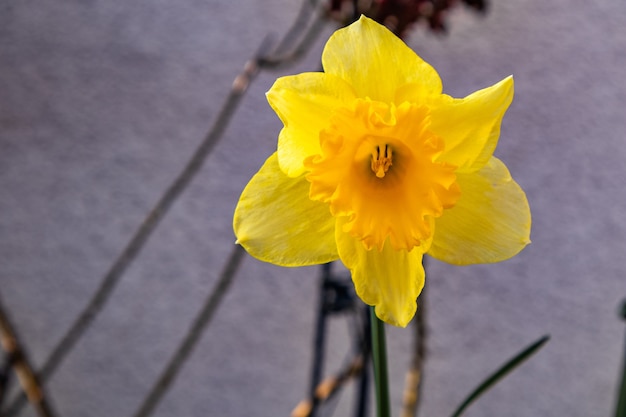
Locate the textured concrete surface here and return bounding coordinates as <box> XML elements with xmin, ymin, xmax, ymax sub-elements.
<box><xmin>1</xmin><ymin>1</ymin><xmax>625</xmax><ymax>416</ymax></box>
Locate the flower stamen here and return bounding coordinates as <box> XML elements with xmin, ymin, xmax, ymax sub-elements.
<box><xmin>371</xmin><ymin>144</ymin><xmax>393</xmax><ymax>178</ymax></box>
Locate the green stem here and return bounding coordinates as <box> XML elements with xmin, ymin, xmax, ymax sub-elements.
<box><xmin>370</xmin><ymin>306</ymin><xmax>391</xmax><ymax>417</ymax></box>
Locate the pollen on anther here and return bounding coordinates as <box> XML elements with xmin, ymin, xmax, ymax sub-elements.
<box><xmin>371</xmin><ymin>144</ymin><xmax>393</xmax><ymax>178</ymax></box>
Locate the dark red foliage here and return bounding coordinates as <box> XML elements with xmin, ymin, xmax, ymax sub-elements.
<box><xmin>328</xmin><ymin>0</ymin><xmax>487</xmax><ymax>38</ymax></box>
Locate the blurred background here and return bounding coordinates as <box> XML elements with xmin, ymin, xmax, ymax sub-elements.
<box><xmin>1</xmin><ymin>0</ymin><xmax>625</xmax><ymax>416</ymax></box>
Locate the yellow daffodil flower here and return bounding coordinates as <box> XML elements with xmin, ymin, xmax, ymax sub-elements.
<box><xmin>234</xmin><ymin>16</ymin><xmax>531</xmax><ymax>327</ymax></box>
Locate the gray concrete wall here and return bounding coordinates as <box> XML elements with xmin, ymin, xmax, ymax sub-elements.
<box><xmin>1</xmin><ymin>1</ymin><xmax>625</xmax><ymax>416</ymax></box>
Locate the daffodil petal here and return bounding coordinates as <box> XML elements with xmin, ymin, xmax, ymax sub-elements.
<box><xmin>322</xmin><ymin>15</ymin><xmax>442</xmax><ymax>103</ymax></box>
<box><xmin>336</xmin><ymin>219</ymin><xmax>425</xmax><ymax>327</ymax></box>
<box><xmin>430</xmin><ymin>76</ymin><xmax>515</xmax><ymax>172</ymax></box>
<box><xmin>234</xmin><ymin>153</ymin><xmax>338</xmax><ymax>266</ymax></box>
<box><xmin>428</xmin><ymin>157</ymin><xmax>531</xmax><ymax>265</ymax></box>
<box><xmin>266</xmin><ymin>72</ymin><xmax>356</xmax><ymax>177</ymax></box>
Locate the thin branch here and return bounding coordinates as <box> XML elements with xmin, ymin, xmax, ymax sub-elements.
<box><xmin>0</xmin><ymin>296</ymin><xmax>58</xmax><ymax>417</ymax></box>
<box><xmin>291</xmin><ymin>354</ymin><xmax>365</xmax><ymax>417</ymax></box>
<box><xmin>258</xmin><ymin>8</ymin><xmax>328</xmax><ymax>69</ymax></box>
<box><xmin>4</xmin><ymin>2</ymin><xmax>328</xmax><ymax>415</ymax></box>
<box><xmin>130</xmin><ymin>5</ymin><xmax>331</xmax><ymax>413</ymax></box>
<box><xmin>132</xmin><ymin>245</ymin><xmax>246</xmax><ymax>417</ymax></box>
<box><xmin>271</xmin><ymin>0</ymin><xmax>320</xmax><ymax>54</ymax></box>
<box><xmin>3</xmin><ymin>29</ymin><xmax>273</xmax><ymax>417</ymax></box>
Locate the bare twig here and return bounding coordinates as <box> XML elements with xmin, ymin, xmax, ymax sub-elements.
<box><xmin>0</xmin><ymin>296</ymin><xmax>58</xmax><ymax>417</ymax></box>
<box><xmin>132</xmin><ymin>245</ymin><xmax>245</xmax><ymax>417</ymax></box>
<box><xmin>131</xmin><ymin>6</ymin><xmax>332</xmax><ymax>410</ymax></box>
<box><xmin>258</xmin><ymin>13</ymin><xmax>328</xmax><ymax>70</ymax></box>
<box><xmin>4</xmin><ymin>2</ymin><xmax>329</xmax><ymax>415</ymax></box>
<box><xmin>4</xmin><ymin>23</ymin><xmax>274</xmax><ymax>417</ymax></box>
<box><xmin>291</xmin><ymin>354</ymin><xmax>365</xmax><ymax>417</ymax></box>
<box><xmin>271</xmin><ymin>0</ymin><xmax>321</xmax><ymax>54</ymax></box>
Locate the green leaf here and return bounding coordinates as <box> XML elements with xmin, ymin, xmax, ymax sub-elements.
<box><xmin>450</xmin><ymin>334</ymin><xmax>550</xmax><ymax>417</ymax></box>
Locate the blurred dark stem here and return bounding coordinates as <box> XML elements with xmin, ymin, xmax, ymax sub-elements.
<box><xmin>3</xmin><ymin>2</ymin><xmax>327</xmax><ymax>415</ymax></box>
<box><xmin>0</xmin><ymin>296</ymin><xmax>58</xmax><ymax>417</ymax></box>
<box><xmin>402</xmin><ymin>283</ymin><xmax>427</xmax><ymax>417</ymax></box>
<box><xmin>614</xmin><ymin>299</ymin><xmax>626</xmax><ymax>417</ymax></box>
<box><xmin>132</xmin><ymin>245</ymin><xmax>245</xmax><ymax>417</ymax></box>
<box><xmin>293</xmin><ymin>266</ymin><xmax>370</xmax><ymax>417</ymax></box>
<box><xmin>309</xmin><ymin>264</ymin><xmax>331</xmax><ymax>417</ymax></box>
<box><xmin>351</xmin><ymin>0</ymin><xmax>359</xmax><ymax>21</ymax></box>
<box><xmin>354</xmin><ymin>307</ymin><xmax>370</xmax><ymax>417</ymax></box>
<box><xmin>0</xmin><ymin>349</ymin><xmax>12</xmax><ymax>407</ymax></box>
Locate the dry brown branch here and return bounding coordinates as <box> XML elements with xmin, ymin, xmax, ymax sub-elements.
<box><xmin>291</xmin><ymin>354</ymin><xmax>364</xmax><ymax>417</ymax></box>
<box><xmin>0</xmin><ymin>296</ymin><xmax>58</xmax><ymax>417</ymax></box>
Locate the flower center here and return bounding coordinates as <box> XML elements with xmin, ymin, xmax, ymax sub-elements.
<box><xmin>371</xmin><ymin>144</ymin><xmax>392</xmax><ymax>178</ymax></box>
<box><xmin>304</xmin><ymin>99</ymin><xmax>460</xmax><ymax>251</ymax></box>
